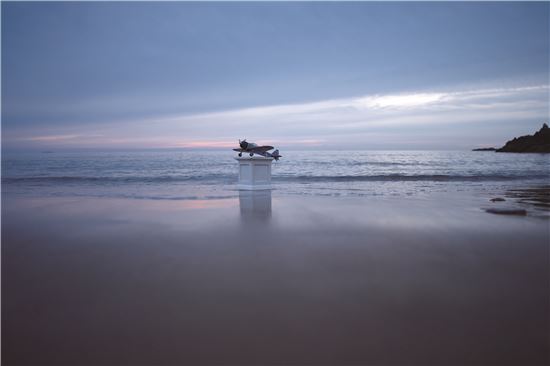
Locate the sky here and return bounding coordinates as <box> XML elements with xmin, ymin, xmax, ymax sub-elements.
<box><xmin>2</xmin><ymin>1</ymin><xmax>549</xmax><ymax>150</ymax></box>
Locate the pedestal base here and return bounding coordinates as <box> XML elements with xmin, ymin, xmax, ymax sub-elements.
<box><xmin>234</xmin><ymin>156</ymin><xmax>273</xmax><ymax>190</ymax></box>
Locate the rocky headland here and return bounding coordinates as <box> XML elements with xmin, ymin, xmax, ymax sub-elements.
<box><xmin>496</xmin><ymin>123</ymin><xmax>550</xmax><ymax>153</ymax></box>
<box><xmin>472</xmin><ymin>147</ymin><xmax>496</xmax><ymax>151</ymax></box>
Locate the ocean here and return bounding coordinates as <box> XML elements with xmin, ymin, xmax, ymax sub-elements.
<box><xmin>2</xmin><ymin>150</ymin><xmax>549</xmax><ymax>200</ymax></box>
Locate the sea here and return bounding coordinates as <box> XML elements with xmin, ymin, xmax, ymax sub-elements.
<box><xmin>2</xmin><ymin>150</ymin><xmax>549</xmax><ymax>201</ymax></box>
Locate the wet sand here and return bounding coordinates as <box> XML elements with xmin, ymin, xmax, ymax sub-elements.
<box><xmin>2</xmin><ymin>192</ymin><xmax>549</xmax><ymax>365</ymax></box>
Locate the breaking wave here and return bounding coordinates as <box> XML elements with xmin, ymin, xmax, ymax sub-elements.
<box><xmin>3</xmin><ymin>173</ymin><xmax>549</xmax><ymax>185</ymax></box>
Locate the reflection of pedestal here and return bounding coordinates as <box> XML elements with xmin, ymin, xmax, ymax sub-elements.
<box><xmin>234</xmin><ymin>156</ymin><xmax>273</xmax><ymax>190</ymax></box>
<box><xmin>239</xmin><ymin>190</ymin><xmax>272</xmax><ymax>221</ymax></box>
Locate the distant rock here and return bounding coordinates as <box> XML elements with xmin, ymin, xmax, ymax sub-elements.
<box><xmin>496</xmin><ymin>123</ymin><xmax>550</xmax><ymax>153</ymax></box>
<box><xmin>490</xmin><ymin>197</ymin><xmax>506</xmax><ymax>202</ymax></box>
<box><xmin>472</xmin><ymin>147</ymin><xmax>496</xmax><ymax>151</ymax></box>
<box><xmin>485</xmin><ymin>208</ymin><xmax>527</xmax><ymax>216</ymax></box>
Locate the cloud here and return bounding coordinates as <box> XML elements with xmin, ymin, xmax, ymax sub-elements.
<box><xmin>19</xmin><ymin>134</ymin><xmax>108</xmax><ymax>143</ymax></box>
<box><xmin>23</xmin><ymin>134</ymin><xmax>85</xmax><ymax>142</ymax></box>
<box><xmin>151</xmin><ymin>84</ymin><xmax>548</xmax><ymax>135</ymax></box>
<box><xmin>165</xmin><ymin>84</ymin><xmax>547</xmax><ymax>123</ymax></box>
<box><xmin>172</xmin><ymin>140</ymin><xmax>237</xmax><ymax>148</ymax></box>
<box><xmin>8</xmin><ymin>83</ymin><xmax>549</xmax><ymax>150</ymax></box>
<box><xmin>353</xmin><ymin>93</ymin><xmax>446</xmax><ymax>109</ymax></box>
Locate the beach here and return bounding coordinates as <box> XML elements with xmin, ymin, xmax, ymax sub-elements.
<box><xmin>3</xmin><ymin>1</ymin><xmax>550</xmax><ymax>364</ymax></box>
<box><xmin>3</xmin><ymin>191</ymin><xmax>548</xmax><ymax>365</ymax></box>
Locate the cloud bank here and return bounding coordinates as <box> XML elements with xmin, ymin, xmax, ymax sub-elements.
<box><xmin>9</xmin><ymin>84</ymin><xmax>549</xmax><ymax>150</ymax></box>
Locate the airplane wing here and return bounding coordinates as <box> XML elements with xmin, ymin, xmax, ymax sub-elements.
<box><xmin>232</xmin><ymin>148</ymin><xmax>243</xmax><ymax>152</ymax></box>
<box><xmin>250</xmin><ymin>146</ymin><xmax>274</xmax><ymax>153</ymax></box>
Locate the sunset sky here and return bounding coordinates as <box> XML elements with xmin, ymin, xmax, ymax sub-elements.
<box><xmin>2</xmin><ymin>1</ymin><xmax>549</xmax><ymax>150</ymax></box>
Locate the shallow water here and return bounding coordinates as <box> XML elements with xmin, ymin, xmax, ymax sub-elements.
<box><xmin>2</xmin><ymin>193</ymin><xmax>549</xmax><ymax>365</ymax></box>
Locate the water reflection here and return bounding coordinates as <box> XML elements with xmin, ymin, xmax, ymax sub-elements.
<box><xmin>239</xmin><ymin>190</ymin><xmax>272</xmax><ymax>223</ymax></box>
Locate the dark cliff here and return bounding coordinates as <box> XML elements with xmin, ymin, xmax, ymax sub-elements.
<box><xmin>472</xmin><ymin>147</ymin><xmax>496</xmax><ymax>151</ymax></box>
<box><xmin>496</xmin><ymin>123</ymin><xmax>550</xmax><ymax>153</ymax></box>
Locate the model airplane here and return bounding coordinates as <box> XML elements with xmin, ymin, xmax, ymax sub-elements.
<box><xmin>233</xmin><ymin>139</ymin><xmax>282</xmax><ymax>160</ymax></box>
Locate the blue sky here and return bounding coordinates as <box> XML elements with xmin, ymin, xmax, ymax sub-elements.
<box><xmin>2</xmin><ymin>1</ymin><xmax>549</xmax><ymax>150</ymax></box>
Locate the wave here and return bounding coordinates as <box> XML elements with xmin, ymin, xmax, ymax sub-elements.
<box><xmin>276</xmin><ymin>174</ymin><xmax>550</xmax><ymax>182</ymax></box>
<box><xmin>287</xmin><ymin>160</ymin><xmax>436</xmax><ymax>167</ymax></box>
<box><xmin>1</xmin><ymin>175</ymin><xmax>229</xmax><ymax>184</ymax></box>
<box><xmin>3</xmin><ymin>173</ymin><xmax>549</xmax><ymax>184</ymax></box>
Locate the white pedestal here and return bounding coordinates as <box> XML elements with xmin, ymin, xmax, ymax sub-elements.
<box><xmin>234</xmin><ymin>156</ymin><xmax>273</xmax><ymax>190</ymax></box>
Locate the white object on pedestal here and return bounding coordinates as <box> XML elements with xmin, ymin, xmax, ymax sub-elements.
<box><xmin>234</xmin><ymin>156</ymin><xmax>273</xmax><ymax>190</ymax></box>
